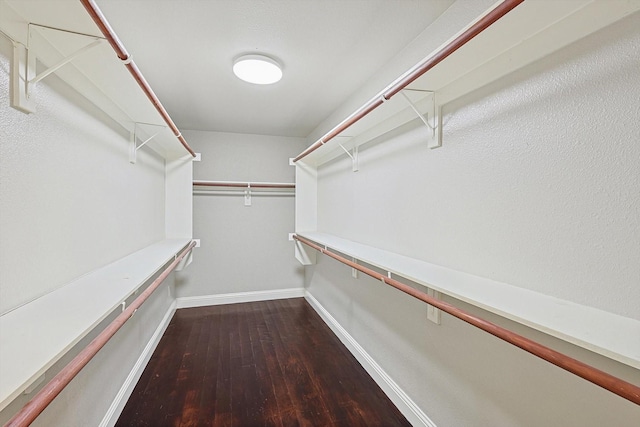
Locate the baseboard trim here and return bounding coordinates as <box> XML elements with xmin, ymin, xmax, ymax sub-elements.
<box><xmin>176</xmin><ymin>288</ymin><xmax>306</xmax><ymax>309</ymax></box>
<box><xmin>98</xmin><ymin>289</ymin><xmax>431</xmax><ymax>426</ymax></box>
<box><xmin>305</xmin><ymin>292</ymin><xmax>437</xmax><ymax>427</ymax></box>
<box><xmin>99</xmin><ymin>300</ymin><xmax>177</xmax><ymax>427</ymax></box>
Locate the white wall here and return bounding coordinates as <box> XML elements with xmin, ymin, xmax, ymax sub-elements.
<box><xmin>0</xmin><ymin>275</ymin><xmax>176</xmax><ymax>427</ymax></box>
<box><xmin>175</xmin><ymin>130</ymin><xmax>306</xmax><ymax>298</ymax></box>
<box><xmin>0</xmin><ymin>35</ymin><xmax>176</xmax><ymax>425</ymax></box>
<box><xmin>0</xmin><ymin>38</ymin><xmax>166</xmax><ymax>315</ymax></box>
<box><xmin>306</xmin><ymin>8</ymin><xmax>640</xmax><ymax>427</ymax></box>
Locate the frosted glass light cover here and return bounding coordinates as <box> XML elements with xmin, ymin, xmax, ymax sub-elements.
<box><xmin>233</xmin><ymin>55</ymin><xmax>282</xmax><ymax>85</ymax></box>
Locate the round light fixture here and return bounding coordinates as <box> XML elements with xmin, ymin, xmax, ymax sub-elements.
<box><xmin>233</xmin><ymin>54</ymin><xmax>282</xmax><ymax>85</ymax></box>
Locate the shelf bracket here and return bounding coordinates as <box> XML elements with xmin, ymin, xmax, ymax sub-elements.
<box><xmin>10</xmin><ymin>24</ymin><xmax>104</xmax><ymax>113</ymax></box>
<box><xmin>426</xmin><ymin>288</ymin><xmax>442</xmax><ymax>325</ymax></box>
<box><xmin>10</xmin><ymin>43</ymin><xmax>36</xmax><ymax>114</ymax></box>
<box><xmin>244</xmin><ymin>184</ymin><xmax>252</xmax><ymax>207</ymax></box>
<box><xmin>294</xmin><ymin>239</ymin><xmax>317</xmax><ymax>265</ymax></box>
<box><xmin>338</xmin><ymin>143</ymin><xmax>359</xmax><ymax>172</ymax></box>
<box><xmin>129</xmin><ymin>122</ymin><xmax>166</xmax><ymax>164</ymax></box>
<box><xmin>175</xmin><ymin>249</ymin><xmax>194</xmax><ymax>271</ymax></box>
<box><xmin>28</xmin><ymin>38</ymin><xmax>104</xmax><ymax>93</ymax></box>
<box><xmin>400</xmin><ymin>89</ymin><xmax>441</xmax><ymax>149</ymax></box>
<box><xmin>23</xmin><ymin>374</ymin><xmax>46</xmax><ymax>395</ymax></box>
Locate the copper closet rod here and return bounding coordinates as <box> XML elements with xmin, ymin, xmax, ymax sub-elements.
<box><xmin>4</xmin><ymin>241</ymin><xmax>197</xmax><ymax>427</ymax></box>
<box><xmin>193</xmin><ymin>180</ymin><xmax>295</xmax><ymax>189</ymax></box>
<box><xmin>79</xmin><ymin>0</ymin><xmax>196</xmax><ymax>157</ymax></box>
<box><xmin>293</xmin><ymin>0</ymin><xmax>525</xmax><ymax>162</ymax></box>
<box><xmin>293</xmin><ymin>234</ymin><xmax>640</xmax><ymax>406</ymax></box>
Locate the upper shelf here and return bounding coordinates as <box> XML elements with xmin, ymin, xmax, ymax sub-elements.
<box><xmin>0</xmin><ymin>238</ymin><xmax>191</xmax><ymax>412</ymax></box>
<box><xmin>297</xmin><ymin>0</ymin><xmax>640</xmax><ymax>167</ymax></box>
<box><xmin>298</xmin><ymin>232</ymin><xmax>640</xmax><ymax>371</ymax></box>
<box><xmin>0</xmin><ymin>0</ymin><xmax>192</xmax><ymax>160</ymax></box>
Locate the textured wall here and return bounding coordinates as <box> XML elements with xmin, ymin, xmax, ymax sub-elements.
<box><xmin>307</xmin><ymin>261</ymin><xmax>640</xmax><ymax>427</ymax></box>
<box><xmin>0</xmin><ymin>34</ymin><xmax>172</xmax><ymax>425</ymax></box>
<box><xmin>316</xmin><ymin>9</ymin><xmax>640</xmax><ymax>320</ymax></box>
<box><xmin>175</xmin><ymin>130</ymin><xmax>306</xmax><ymax>298</ymax></box>
<box><xmin>308</xmin><ymin>8</ymin><xmax>640</xmax><ymax>427</ymax></box>
<box><xmin>0</xmin><ymin>39</ymin><xmax>166</xmax><ymax>315</ymax></box>
<box><xmin>0</xmin><ymin>275</ymin><xmax>175</xmax><ymax>427</ymax></box>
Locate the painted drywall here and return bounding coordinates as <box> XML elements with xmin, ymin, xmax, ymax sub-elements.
<box><xmin>307</xmin><ymin>8</ymin><xmax>640</xmax><ymax>427</ymax></box>
<box><xmin>175</xmin><ymin>130</ymin><xmax>306</xmax><ymax>298</ymax></box>
<box><xmin>306</xmin><ymin>261</ymin><xmax>640</xmax><ymax>427</ymax></box>
<box><xmin>165</xmin><ymin>155</ymin><xmax>193</xmax><ymax>239</ymax></box>
<box><xmin>0</xmin><ymin>275</ymin><xmax>176</xmax><ymax>426</ymax></box>
<box><xmin>316</xmin><ymin>10</ymin><xmax>640</xmax><ymax>320</ymax></box>
<box><xmin>0</xmin><ymin>33</ymin><xmax>177</xmax><ymax>425</ymax></box>
<box><xmin>0</xmin><ymin>38</ymin><xmax>166</xmax><ymax>315</ymax></box>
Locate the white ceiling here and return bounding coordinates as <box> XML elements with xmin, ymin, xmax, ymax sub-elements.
<box><xmin>94</xmin><ymin>0</ymin><xmax>455</xmax><ymax>138</ymax></box>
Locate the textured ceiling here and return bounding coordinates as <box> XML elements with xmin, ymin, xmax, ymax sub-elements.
<box><xmin>94</xmin><ymin>0</ymin><xmax>454</xmax><ymax>138</ymax></box>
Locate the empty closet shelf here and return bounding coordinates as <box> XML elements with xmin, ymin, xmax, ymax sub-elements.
<box><xmin>295</xmin><ymin>231</ymin><xmax>640</xmax><ymax>370</ymax></box>
<box><xmin>0</xmin><ymin>239</ymin><xmax>191</xmax><ymax>411</ymax></box>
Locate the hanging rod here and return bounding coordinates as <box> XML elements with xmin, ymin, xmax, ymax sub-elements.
<box><xmin>79</xmin><ymin>0</ymin><xmax>196</xmax><ymax>158</ymax></box>
<box><xmin>292</xmin><ymin>0</ymin><xmax>524</xmax><ymax>163</ymax></box>
<box><xmin>293</xmin><ymin>234</ymin><xmax>640</xmax><ymax>406</ymax></box>
<box><xmin>193</xmin><ymin>191</ymin><xmax>294</xmax><ymax>197</ymax></box>
<box><xmin>193</xmin><ymin>180</ymin><xmax>295</xmax><ymax>189</ymax></box>
<box><xmin>4</xmin><ymin>241</ymin><xmax>197</xmax><ymax>427</ymax></box>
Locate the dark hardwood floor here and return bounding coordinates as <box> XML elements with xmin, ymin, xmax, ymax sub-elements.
<box><xmin>116</xmin><ymin>298</ymin><xmax>412</xmax><ymax>427</ymax></box>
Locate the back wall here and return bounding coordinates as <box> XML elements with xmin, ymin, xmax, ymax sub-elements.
<box><xmin>175</xmin><ymin>130</ymin><xmax>306</xmax><ymax>300</ymax></box>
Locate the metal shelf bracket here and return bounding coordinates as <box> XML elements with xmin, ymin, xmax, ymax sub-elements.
<box><xmin>338</xmin><ymin>143</ymin><xmax>359</xmax><ymax>172</ymax></box>
<box><xmin>400</xmin><ymin>89</ymin><xmax>442</xmax><ymax>149</ymax></box>
<box><xmin>10</xmin><ymin>42</ymin><xmax>36</xmax><ymax>114</ymax></box>
<box><xmin>10</xmin><ymin>24</ymin><xmax>105</xmax><ymax>114</ymax></box>
<box><xmin>129</xmin><ymin>122</ymin><xmax>166</xmax><ymax>164</ymax></box>
<box><xmin>244</xmin><ymin>184</ymin><xmax>252</xmax><ymax>206</ymax></box>
<box><xmin>351</xmin><ymin>258</ymin><xmax>359</xmax><ymax>279</ymax></box>
<box><xmin>427</xmin><ymin>288</ymin><xmax>442</xmax><ymax>324</ymax></box>
<box><xmin>28</xmin><ymin>38</ymin><xmax>103</xmax><ymax>94</ymax></box>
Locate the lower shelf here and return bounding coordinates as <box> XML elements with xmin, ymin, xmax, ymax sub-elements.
<box><xmin>0</xmin><ymin>238</ymin><xmax>191</xmax><ymax>411</ymax></box>
<box><xmin>297</xmin><ymin>231</ymin><xmax>640</xmax><ymax>370</ymax></box>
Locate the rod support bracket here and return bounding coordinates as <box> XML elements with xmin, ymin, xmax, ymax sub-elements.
<box><xmin>337</xmin><ymin>142</ymin><xmax>359</xmax><ymax>172</ymax></box>
<box><xmin>351</xmin><ymin>258</ymin><xmax>359</xmax><ymax>279</ymax></box>
<box><xmin>10</xmin><ymin>43</ymin><xmax>36</xmax><ymax>114</ymax></box>
<box><xmin>433</xmin><ymin>103</ymin><xmax>443</xmax><ymax>149</ymax></box>
<box><xmin>400</xmin><ymin>89</ymin><xmax>442</xmax><ymax>149</ymax></box>
<box><xmin>427</xmin><ymin>288</ymin><xmax>442</xmax><ymax>324</ymax></box>
<box><xmin>129</xmin><ymin>122</ymin><xmax>166</xmax><ymax>164</ymax></box>
<box><xmin>10</xmin><ymin>23</ymin><xmax>105</xmax><ymax>113</ymax></box>
<box><xmin>294</xmin><ymin>237</ymin><xmax>317</xmax><ymax>265</ymax></box>
<box><xmin>244</xmin><ymin>186</ymin><xmax>252</xmax><ymax>206</ymax></box>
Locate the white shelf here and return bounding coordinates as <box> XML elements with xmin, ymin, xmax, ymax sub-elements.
<box><xmin>0</xmin><ymin>0</ymin><xmax>188</xmax><ymax>159</ymax></box>
<box><xmin>300</xmin><ymin>0</ymin><xmax>640</xmax><ymax>167</ymax></box>
<box><xmin>299</xmin><ymin>232</ymin><xmax>640</xmax><ymax>370</ymax></box>
<box><xmin>0</xmin><ymin>238</ymin><xmax>190</xmax><ymax>411</ymax></box>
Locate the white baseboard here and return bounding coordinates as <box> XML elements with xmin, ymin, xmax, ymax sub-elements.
<box><xmin>176</xmin><ymin>287</ymin><xmax>305</xmax><ymax>309</ymax></box>
<box><xmin>305</xmin><ymin>292</ymin><xmax>437</xmax><ymax>427</ymax></box>
<box><xmin>98</xmin><ymin>289</ymin><xmax>431</xmax><ymax>427</ymax></box>
<box><xmin>99</xmin><ymin>300</ymin><xmax>177</xmax><ymax>427</ymax></box>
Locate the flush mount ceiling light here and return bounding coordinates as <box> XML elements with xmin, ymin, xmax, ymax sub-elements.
<box><xmin>233</xmin><ymin>54</ymin><xmax>282</xmax><ymax>85</ymax></box>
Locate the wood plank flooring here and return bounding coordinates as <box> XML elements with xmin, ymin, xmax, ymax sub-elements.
<box><xmin>116</xmin><ymin>298</ymin><xmax>412</xmax><ymax>427</ymax></box>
